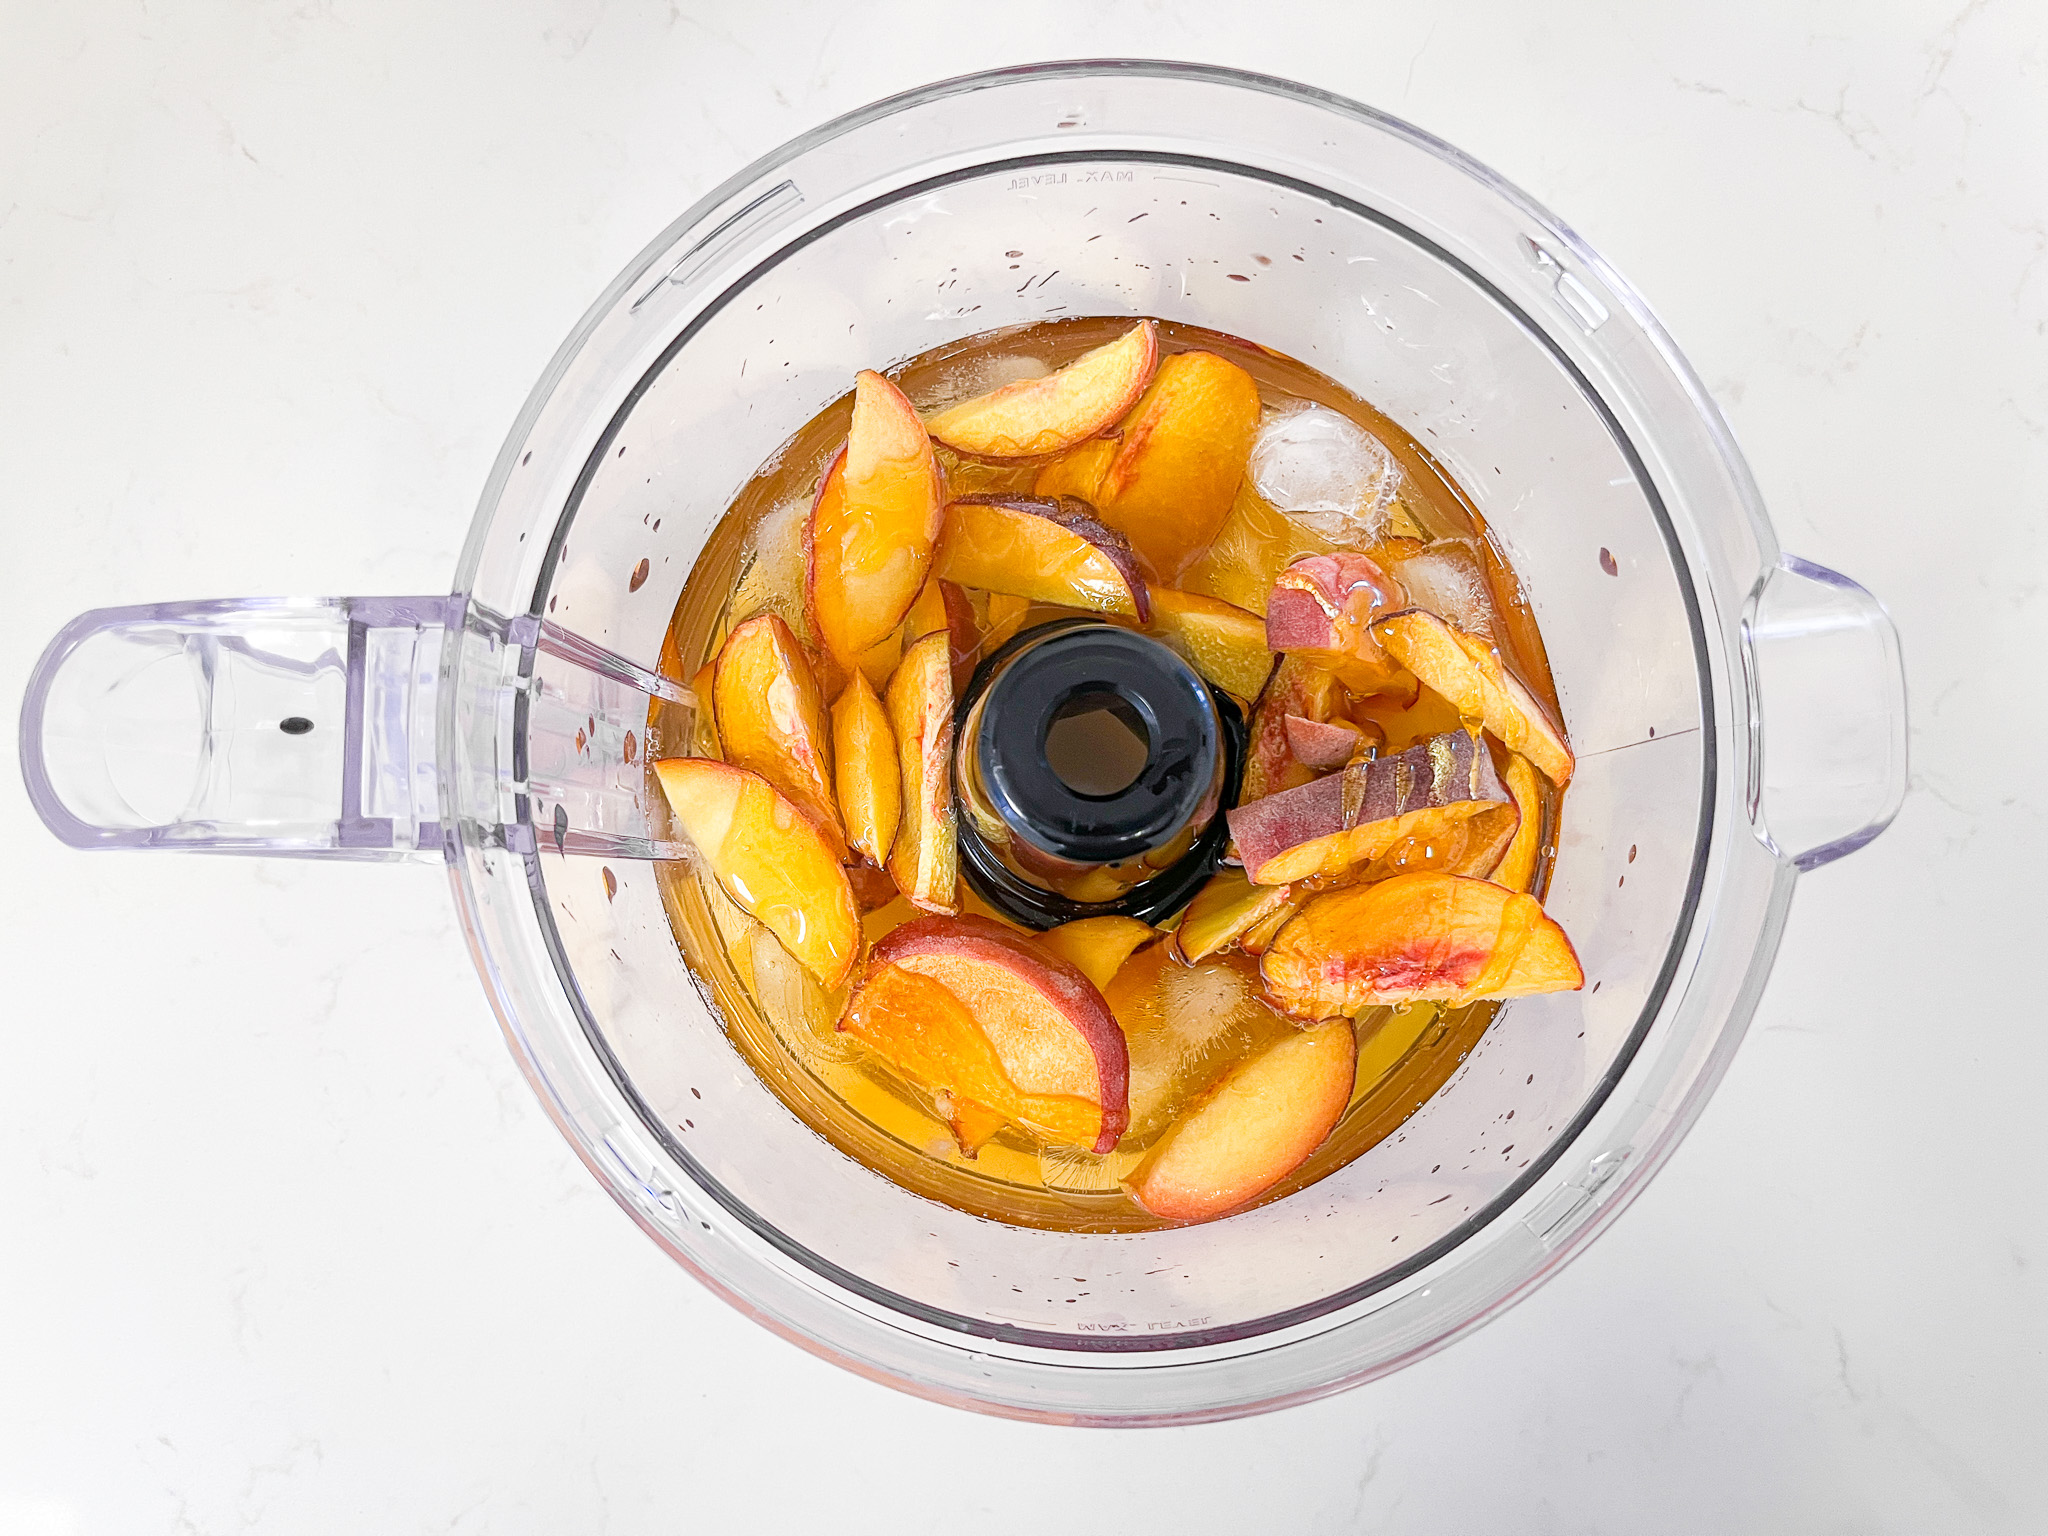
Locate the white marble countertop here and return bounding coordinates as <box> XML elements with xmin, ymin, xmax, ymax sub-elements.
<box><xmin>4</xmin><ymin>4</ymin><xmax>2042</xmax><ymax>1531</ymax></box>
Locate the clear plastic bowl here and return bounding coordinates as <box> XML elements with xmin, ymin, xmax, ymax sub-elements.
<box><xmin>20</xmin><ymin>62</ymin><xmax>1906</xmax><ymax>1424</ymax></box>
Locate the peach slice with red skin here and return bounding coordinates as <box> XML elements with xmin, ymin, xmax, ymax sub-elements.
<box><xmin>1262</xmin><ymin>872</ymin><xmax>1584</xmax><ymax>1020</ymax></box>
<box><xmin>1125</xmin><ymin>1019</ymin><xmax>1357</xmax><ymax>1222</ymax></box>
<box><xmin>934</xmin><ymin>494</ymin><xmax>1151</xmax><ymax>621</ymax></box>
<box><xmin>923</xmin><ymin>320</ymin><xmax>1159</xmax><ymax>460</ymax></box>
<box><xmin>885</xmin><ymin>630</ymin><xmax>960</xmax><ymax>914</ymax></box>
<box><xmin>1372</xmin><ymin>607</ymin><xmax>1574</xmax><ymax>786</ymax></box>
<box><xmin>863</xmin><ymin>914</ymin><xmax>1131</xmax><ymax>1152</ymax></box>
<box><xmin>841</xmin><ymin>961</ymin><xmax>1107</xmax><ymax>1151</ymax></box>
<box><xmin>1283</xmin><ymin>713</ymin><xmax>1369</xmax><ymax>770</ymax></box>
<box><xmin>1228</xmin><ymin>729</ymin><xmax>1512</xmax><ymax>885</ymax></box>
<box><xmin>1034</xmin><ymin>350</ymin><xmax>1263</xmax><ymax>583</ymax></box>
<box><xmin>845</xmin><ymin>861</ymin><xmax>901</xmax><ymax>912</ymax></box>
<box><xmin>653</xmin><ymin>757</ymin><xmax>860</xmax><ymax>990</ymax></box>
<box><xmin>806</xmin><ymin>370</ymin><xmax>946</xmax><ymax>671</ymax></box>
<box><xmin>830</xmin><ymin>670</ymin><xmax>899</xmax><ymax>870</ymax></box>
<box><xmin>713</xmin><ymin>613</ymin><xmax>844</xmax><ymax>857</ymax></box>
<box><xmin>1037</xmin><ymin>915</ymin><xmax>1160</xmax><ymax>992</ymax></box>
<box><xmin>1266</xmin><ymin>552</ymin><xmax>1412</xmax><ymax>695</ymax></box>
<box><xmin>1242</xmin><ymin>656</ymin><xmax>1348</xmax><ymax>802</ymax></box>
<box><xmin>1145</xmin><ymin>588</ymin><xmax>1276</xmax><ymax>701</ymax></box>
<box><xmin>1174</xmin><ymin>867</ymin><xmax>1302</xmax><ymax>964</ymax></box>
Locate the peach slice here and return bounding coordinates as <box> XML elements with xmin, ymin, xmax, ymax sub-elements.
<box><xmin>1359</xmin><ymin>799</ymin><xmax>1521</xmax><ymax>883</ymax></box>
<box><xmin>713</xmin><ymin>613</ymin><xmax>844</xmax><ymax>856</ymax></box>
<box><xmin>933</xmin><ymin>494</ymin><xmax>1150</xmax><ymax>621</ymax></box>
<box><xmin>1242</xmin><ymin>656</ymin><xmax>1348</xmax><ymax>802</ymax></box>
<box><xmin>1038</xmin><ymin>915</ymin><xmax>1160</xmax><ymax>992</ymax></box>
<box><xmin>923</xmin><ymin>320</ymin><xmax>1158</xmax><ymax>460</ymax></box>
<box><xmin>841</xmin><ymin>962</ymin><xmax>1106</xmax><ymax>1150</ymax></box>
<box><xmin>1372</xmin><ymin>608</ymin><xmax>1574</xmax><ymax>785</ymax></box>
<box><xmin>885</xmin><ymin>630</ymin><xmax>960</xmax><ymax>914</ymax></box>
<box><xmin>865</xmin><ymin>914</ymin><xmax>1131</xmax><ymax>1151</ymax></box>
<box><xmin>806</xmin><ymin>370</ymin><xmax>946</xmax><ymax>670</ymax></box>
<box><xmin>1228</xmin><ymin>729</ymin><xmax>1512</xmax><ymax>885</ymax></box>
<box><xmin>1263</xmin><ymin>872</ymin><xmax>1583</xmax><ymax>1019</ymax></box>
<box><xmin>831</xmin><ymin>670</ymin><xmax>899</xmax><ymax>870</ymax></box>
<box><xmin>1146</xmin><ymin>588</ymin><xmax>1276</xmax><ymax>702</ymax></box>
<box><xmin>1034</xmin><ymin>350</ymin><xmax>1262</xmax><ymax>583</ymax></box>
<box><xmin>1283</xmin><ymin>713</ymin><xmax>1368</xmax><ymax>770</ymax></box>
<box><xmin>1174</xmin><ymin>867</ymin><xmax>1301</xmax><ymax>964</ymax></box>
<box><xmin>654</xmin><ymin>757</ymin><xmax>860</xmax><ymax>990</ymax></box>
<box><xmin>1490</xmin><ymin>753</ymin><xmax>1544</xmax><ymax>894</ymax></box>
<box><xmin>1266</xmin><ymin>552</ymin><xmax>1412</xmax><ymax>695</ymax></box>
<box><xmin>1126</xmin><ymin>1019</ymin><xmax>1357</xmax><ymax>1222</ymax></box>
<box><xmin>901</xmin><ymin>575</ymin><xmax>980</xmax><ymax>693</ymax></box>
<box><xmin>1237</xmin><ymin>892</ymin><xmax>1308</xmax><ymax>956</ymax></box>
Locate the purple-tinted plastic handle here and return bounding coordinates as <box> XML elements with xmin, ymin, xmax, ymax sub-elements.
<box><xmin>20</xmin><ymin>596</ymin><xmax>461</xmax><ymax>860</ymax></box>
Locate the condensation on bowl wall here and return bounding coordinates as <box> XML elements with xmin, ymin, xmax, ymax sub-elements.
<box><xmin>17</xmin><ymin>61</ymin><xmax>1907</xmax><ymax>1425</ymax></box>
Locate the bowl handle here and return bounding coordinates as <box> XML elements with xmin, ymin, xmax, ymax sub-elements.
<box><xmin>19</xmin><ymin>597</ymin><xmax>693</xmax><ymax>862</ymax></box>
<box><xmin>1741</xmin><ymin>555</ymin><xmax>1908</xmax><ymax>871</ymax></box>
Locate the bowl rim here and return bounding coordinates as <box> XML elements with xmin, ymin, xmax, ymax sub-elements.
<box><xmin>441</xmin><ymin>58</ymin><xmax>1790</xmax><ymax>1421</ymax></box>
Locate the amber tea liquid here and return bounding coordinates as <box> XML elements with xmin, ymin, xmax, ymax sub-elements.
<box><xmin>651</xmin><ymin>316</ymin><xmax>1563</xmax><ymax>1233</ymax></box>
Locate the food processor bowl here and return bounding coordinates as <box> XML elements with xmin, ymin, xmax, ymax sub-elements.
<box><xmin>19</xmin><ymin>62</ymin><xmax>1906</xmax><ymax>1424</ymax></box>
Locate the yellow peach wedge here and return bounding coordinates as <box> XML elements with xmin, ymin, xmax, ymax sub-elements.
<box><xmin>712</xmin><ymin>613</ymin><xmax>844</xmax><ymax>857</ymax></box>
<box><xmin>933</xmin><ymin>494</ymin><xmax>1151</xmax><ymax>620</ymax></box>
<box><xmin>1146</xmin><ymin>588</ymin><xmax>1276</xmax><ymax>702</ymax></box>
<box><xmin>885</xmin><ymin>630</ymin><xmax>960</xmax><ymax>914</ymax></box>
<box><xmin>1037</xmin><ymin>915</ymin><xmax>1160</xmax><ymax>992</ymax></box>
<box><xmin>654</xmin><ymin>758</ymin><xmax>860</xmax><ymax>990</ymax></box>
<box><xmin>1490</xmin><ymin>752</ymin><xmax>1544</xmax><ymax>894</ymax></box>
<box><xmin>1227</xmin><ymin>730</ymin><xmax>1513</xmax><ymax>886</ymax></box>
<box><xmin>806</xmin><ymin>370</ymin><xmax>946</xmax><ymax>671</ymax></box>
<box><xmin>1126</xmin><ymin>1020</ymin><xmax>1357</xmax><ymax>1222</ymax></box>
<box><xmin>831</xmin><ymin>670</ymin><xmax>899</xmax><ymax>871</ymax></box>
<box><xmin>1174</xmin><ymin>868</ymin><xmax>1302</xmax><ymax>965</ymax></box>
<box><xmin>1372</xmin><ymin>607</ymin><xmax>1573</xmax><ymax>786</ymax></box>
<box><xmin>923</xmin><ymin>320</ymin><xmax>1158</xmax><ymax>460</ymax></box>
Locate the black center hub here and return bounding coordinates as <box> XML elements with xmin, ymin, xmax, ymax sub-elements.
<box><xmin>952</xmin><ymin>618</ymin><xmax>1244</xmax><ymax>929</ymax></box>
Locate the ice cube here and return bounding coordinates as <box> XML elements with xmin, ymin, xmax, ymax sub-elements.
<box><xmin>920</xmin><ymin>352</ymin><xmax>1051</xmax><ymax>414</ymax></box>
<box><xmin>728</xmin><ymin>493</ymin><xmax>810</xmax><ymax>632</ymax></box>
<box><xmin>1388</xmin><ymin>539</ymin><xmax>1497</xmax><ymax>638</ymax></box>
<box><xmin>1119</xmin><ymin>952</ymin><xmax>1289</xmax><ymax>1141</ymax></box>
<box><xmin>749</xmin><ymin>925</ymin><xmax>857</xmax><ymax>1069</ymax></box>
<box><xmin>1248</xmin><ymin>402</ymin><xmax>1400</xmax><ymax>543</ymax></box>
